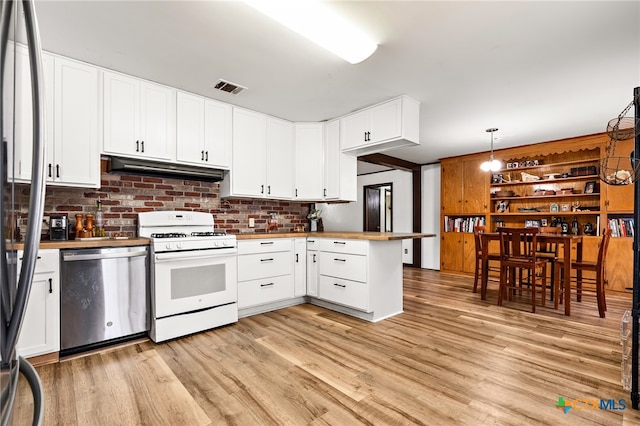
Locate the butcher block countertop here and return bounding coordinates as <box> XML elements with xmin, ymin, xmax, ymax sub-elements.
<box><xmin>10</xmin><ymin>237</ymin><xmax>150</xmax><ymax>251</ymax></box>
<box><xmin>236</xmin><ymin>232</ymin><xmax>435</xmax><ymax>241</ymax></box>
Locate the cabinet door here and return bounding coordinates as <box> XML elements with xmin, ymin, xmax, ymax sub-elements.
<box><xmin>463</xmin><ymin>159</ymin><xmax>488</xmax><ymax>213</ymax></box>
<box><xmin>294</xmin><ymin>238</ymin><xmax>307</xmax><ymax>297</ymax></box>
<box><xmin>17</xmin><ymin>273</ymin><xmax>60</xmax><ymax>357</ymax></box>
<box><xmin>441</xmin><ymin>161</ymin><xmax>463</xmax><ymax>213</ymax></box>
<box><xmin>139</xmin><ymin>81</ymin><xmax>175</xmax><ymax>160</ymax></box>
<box><xmin>340</xmin><ymin>110</ymin><xmax>367</xmax><ymax>151</ymax></box>
<box><xmin>307</xmin><ymin>251</ymin><xmax>318</xmax><ymax>297</ymax></box>
<box><xmin>323</xmin><ymin>122</ymin><xmax>357</xmax><ymax>201</ymax></box>
<box><xmin>103</xmin><ymin>71</ymin><xmax>139</xmax><ymax>156</ymax></box>
<box><xmin>53</xmin><ymin>57</ymin><xmax>100</xmax><ymax>187</ymax></box>
<box><xmin>440</xmin><ymin>233</ymin><xmax>463</xmax><ymax>271</ymax></box>
<box><xmin>12</xmin><ymin>47</ymin><xmax>54</xmax><ymax>182</ymax></box>
<box><xmin>266</xmin><ymin>117</ymin><xmax>294</xmax><ymax>199</ymax></box>
<box><xmin>176</xmin><ymin>91</ymin><xmax>204</xmax><ymax>164</ymax></box>
<box><xmin>232</xmin><ymin>108</ymin><xmax>267</xmax><ymax>196</ymax></box>
<box><xmin>203</xmin><ymin>99</ymin><xmax>232</xmax><ymax>169</ymax></box>
<box><xmin>462</xmin><ymin>233</ymin><xmax>477</xmax><ymax>274</ymax></box>
<box><xmin>368</xmin><ymin>98</ymin><xmax>401</xmax><ymax>143</ymax></box>
<box><xmin>603</xmin><ymin>138</ymin><xmax>634</xmax><ymax>212</ymax></box>
<box><xmin>294</xmin><ymin>123</ymin><xmax>323</xmax><ymax>199</ymax></box>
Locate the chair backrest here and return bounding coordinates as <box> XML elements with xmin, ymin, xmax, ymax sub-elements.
<box><xmin>497</xmin><ymin>226</ymin><xmax>539</xmax><ymax>260</ymax></box>
<box><xmin>597</xmin><ymin>228</ymin><xmax>613</xmax><ymax>275</ymax></box>
<box><xmin>473</xmin><ymin>225</ymin><xmax>487</xmax><ymax>255</ymax></box>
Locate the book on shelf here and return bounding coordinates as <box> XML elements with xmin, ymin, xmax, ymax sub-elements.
<box><xmin>607</xmin><ymin>217</ymin><xmax>635</xmax><ymax>238</ymax></box>
<box><xmin>444</xmin><ymin>216</ymin><xmax>486</xmax><ymax>232</ymax></box>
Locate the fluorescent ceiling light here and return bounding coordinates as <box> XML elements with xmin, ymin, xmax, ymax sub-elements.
<box><xmin>245</xmin><ymin>0</ymin><xmax>377</xmax><ymax>64</ymax></box>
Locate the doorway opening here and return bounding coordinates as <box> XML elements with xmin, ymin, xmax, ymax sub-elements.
<box><xmin>363</xmin><ymin>183</ymin><xmax>392</xmax><ymax>232</ymax></box>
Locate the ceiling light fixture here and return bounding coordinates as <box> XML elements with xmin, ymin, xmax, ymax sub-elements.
<box><xmin>244</xmin><ymin>0</ymin><xmax>378</xmax><ymax>64</ymax></box>
<box><xmin>480</xmin><ymin>128</ymin><xmax>501</xmax><ymax>172</ymax></box>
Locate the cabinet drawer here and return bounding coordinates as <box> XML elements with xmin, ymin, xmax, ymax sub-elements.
<box><xmin>306</xmin><ymin>238</ymin><xmax>319</xmax><ymax>251</ymax></box>
<box><xmin>238</xmin><ymin>274</ymin><xmax>294</xmax><ymax>309</ymax></box>
<box><xmin>318</xmin><ymin>238</ymin><xmax>367</xmax><ymax>255</ymax></box>
<box><xmin>18</xmin><ymin>249</ymin><xmax>59</xmax><ymax>274</ymax></box>
<box><xmin>238</xmin><ymin>251</ymin><xmax>292</xmax><ymax>282</ymax></box>
<box><xmin>318</xmin><ymin>275</ymin><xmax>369</xmax><ymax>312</ymax></box>
<box><xmin>238</xmin><ymin>238</ymin><xmax>292</xmax><ymax>255</ymax></box>
<box><xmin>318</xmin><ymin>251</ymin><xmax>366</xmax><ymax>282</ymax></box>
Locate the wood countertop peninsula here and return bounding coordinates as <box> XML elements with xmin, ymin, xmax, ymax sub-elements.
<box><xmin>235</xmin><ymin>231</ymin><xmax>435</xmax><ymax>241</ymax></box>
<box><xmin>10</xmin><ymin>237</ymin><xmax>150</xmax><ymax>251</ymax></box>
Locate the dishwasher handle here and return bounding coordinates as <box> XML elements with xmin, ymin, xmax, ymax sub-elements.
<box><xmin>62</xmin><ymin>249</ymin><xmax>148</xmax><ymax>262</ymax></box>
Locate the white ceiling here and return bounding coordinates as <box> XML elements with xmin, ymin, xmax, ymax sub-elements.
<box><xmin>34</xmin><ymin>1</ymin><xmax>640</xmax><ymax>165</ymax></box>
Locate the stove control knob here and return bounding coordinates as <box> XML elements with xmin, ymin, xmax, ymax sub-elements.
<box><xmin>223</xmin><ymin>239</ymin><xmax>230</xmax><ymax>246</ymax></box>
<box><xmin>177</xmin><ymin>242</ymin><xmax>183</xmax><ymax>249</ymax></box>
<box><xmin>165</xmin><ymin>243</ymin><xmax>172</xmax><ymax>250</ymax></box>
<box><xmin>214</xmin><ymin>240</ymin><xmax>220</xmax><ymax>247</ymax></box>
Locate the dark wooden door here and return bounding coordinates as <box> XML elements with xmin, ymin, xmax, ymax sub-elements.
<box><xmin>365</xmin><ymin>187</ymin><xmax>381</xmax><ymax>231</ymax></box>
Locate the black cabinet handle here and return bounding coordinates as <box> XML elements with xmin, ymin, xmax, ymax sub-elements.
<box><xmin>260</xmin><ymin>241</ymin><xmax>274</xmax><ymax>245</ymax></box>
<box><xmin>205</xmin><ymin>151</ymin><xmax>208</xmax><ymax>162</ymax></box>
<box><xmin>260</xmin><ymin>282</ymin><xmax>275</xmax><ymax>287</ymax></box>
<box><xmin>56</xmin><ymin>164</ymin><xmax>60</xmax><ymax>178</ymax></box>
<box><xmin>295</xmin><ymin>189</ymin><xmax>298</xmax><ymax>197</ymax></box>
<box><xmin>333</xmin><ymin>241</ymin><xmax>346</xmax><ymax>245</ymax></box>
<box><xmin>201</xmin><ymin>150</ymin><xmax>204</xmax><ymax>161</ymax></box>
<box><xmin>334</xmin><ymin>258</ymin><xmax>346</xmax><ymax>262</ymax></box>
<box><xmin>48</xmin><ymin>163</ymin><xmax>52</xmax><ymax>178</ymax></box>
<box><xmin>334</xmin><ymin>283</ymin><xmax>346</xmax><ymax>288</ymax></box>
<box><xmin>261</xmin><ymin>184</ymin><xmax>264</xmax><ymax>194</ymax></box>
<box><xmin>48</xmin><ymin>278</ymin><xmax>52</xmax><ymax>294</ymax></box>
<box><xmin>267</xmin><ymin>185</ymin><xmax>271</xmax><ymax>195</ymax></box>
<box><xmin>324</xmin><ymin>188</ymin><xmax>327</xmax><ymax>197</ymax></box>
<box><xmin>136</xmin><ymin>140</ymin><xmax>140</xmax><ymax>152</ymax></box>
<box><xmin>312</xmin><ymin>254</ymin><xmax>316</xmax><ymax>263</ymax></box>
<box><xmin>363</xmin><ymin>131</ymin><xmax>367</xmax><ymax>141</ymax></box>
<box><xmin>260</xmin><ymin>258</ymin><xmax>274</xmax><ymax>262</ymax></box>
<box><xmin>141</xmin><ymin>141</ymin><xmax>144</xmax><ymax>152</ymax></box>
<box><xmin>296</xmin><ymin>253</ymin><xmax>299</xmax><ymax>263</ymax></box>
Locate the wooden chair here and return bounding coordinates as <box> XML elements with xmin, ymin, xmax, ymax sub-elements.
<box><xmin>497</xmin><ymin>227</ymin><xmax>547</xmax><ymax>313</ymax></box>
<box><xmin>536</xmin><ymin>226</ymin><xmax>561</xmax><ymax>299</ymax></box>
<box><xmin>472</xmin><ymin>225</ymin><xmax>500</xmax><ymax>293</ymax></box>
<box><xmin>556</xmin><ymin>228</ymin><xmax>612</xmax><ymax>318</ymax></box>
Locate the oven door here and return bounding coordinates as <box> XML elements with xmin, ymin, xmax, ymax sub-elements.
<box><xmin>152</xmin><ymin>248</ymin><xmax>237</xmax><ymax>318</ymax></box>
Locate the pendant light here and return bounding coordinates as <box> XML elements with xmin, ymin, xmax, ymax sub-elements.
<box><xmin>480</xmin><ymin>128</ymin><xmax>501</xmax><ymax>172</ymax></box>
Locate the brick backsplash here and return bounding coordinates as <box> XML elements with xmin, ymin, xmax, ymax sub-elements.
<box><xmin>13</xmin><ymin>169</ymin><xmax>312</xmax><ymax>239</ymax></box>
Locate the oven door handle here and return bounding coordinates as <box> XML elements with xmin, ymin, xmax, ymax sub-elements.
<box><xmin>155</xmin><ymin>250</ymin><xmax>235</xmax><ymax>262</ymax></box>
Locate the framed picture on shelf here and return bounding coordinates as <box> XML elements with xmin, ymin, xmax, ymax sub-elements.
<box><xmin>561</xmin><ymin>203</ymin><xmax>570</xmax><ymax>212</ymax></box>
<box><xmin>525</xmin><ymin>219</ymin><xmax>542</xmax><ymax>228</ymax></box>
<box><xmin>491</xmin><ymin>174</ymin><xmax>504</xmax><ymax>184</ymax></box>
<box><xmin>496</xmin><ymin>200</ymin><xmax>510</xmax><ymax>213</ymax></box>
<box><xmin>550</xmin><ymin>203</ymin><xmax>559</xmax><ymax>212</ymax></box>
<box><xmin>584</xmin><ymin>180</ymin><xmax>596</xmax><ymax>194</ymax></box>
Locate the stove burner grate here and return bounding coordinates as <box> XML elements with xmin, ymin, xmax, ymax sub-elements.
<box><xmin>191</xmin><ymin>231</ymin><xmax>227</xmax><ymax>237</ymax></box>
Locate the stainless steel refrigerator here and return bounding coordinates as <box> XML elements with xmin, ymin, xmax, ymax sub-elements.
<box><xmin>1</xmin><ymin>0</ymin><xmax>47</xmax><ymax>424</ymax></box>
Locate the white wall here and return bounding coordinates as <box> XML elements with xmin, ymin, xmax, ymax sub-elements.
<box><xmin>421</xmin><ymin>163</ymin><xmax>441</xmax><ymax>270</ymax></box>
<box><xmin>317</xmin><ymin>169</ymin><xmax>413</xmax><ymax>264</ymax></box>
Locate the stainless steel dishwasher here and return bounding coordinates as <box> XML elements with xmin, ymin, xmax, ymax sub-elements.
<box><xmin>60</xmin><ymin>246</ymin><xmax>149</xmax><ymax>354</ymax></box>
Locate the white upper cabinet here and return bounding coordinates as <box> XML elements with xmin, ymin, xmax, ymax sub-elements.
<box><xmin>340</xmin><ymin>95</ymin><xmax>420</xmax><ymax>156</ymax></box>
<box><xmin>13</xmin><ymin>47</ymin><xmax>99</xmax><ymax>187</ymax></box>
<box><xmin>222</xmin><ymin>108</ymin><xmax>267</xmax><ymax>197</ymax></box>
<box><xmin>103</xmin><ymin>71</ymin><xmax>176</xmax><ymax>161</ymax></box>
<box><xmin>176</xmin><ymin>91</ymin><xmax>232</xmax><ymax>168</ymax></box>
<box><xmin>294</xmin><ymin>122</ymin><xmax>324</xmax><ymax>200</ymax></box>
<box><xmin>323</xmin><ymin>119</ymin><xmax>357</xmax><ymax>201</ymax></box>
<box><xmin>222</xmin><ymin>108</ymin><xmax>294</xmax><ymax>199</ymax></box>
<box><xmin>266</xmin><ymin>117</ymin><xmax>294</xmax><ymax>199</ymax></box>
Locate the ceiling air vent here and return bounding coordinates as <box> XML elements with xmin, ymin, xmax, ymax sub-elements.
<box><xmin>211</xmin><ymin>79</ymin><xmax>247</xmax><ymax>95</ymax></box>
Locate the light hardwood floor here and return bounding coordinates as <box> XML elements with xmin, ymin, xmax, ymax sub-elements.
<box><xmin>11</xmin><ymin>268</ymin><xmax>640</xmax><ymax>425</ymax></box>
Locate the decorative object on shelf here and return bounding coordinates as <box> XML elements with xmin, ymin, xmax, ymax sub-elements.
<box><xmin>517</xmin><ymin>207</ymin><xmax>539</xmax><ymax>212</ymax></box>
<box><xmin>584</xmin><ymin>180</ymin><xmax>596</xmax><ymax>194</ymax></box>
<box><xmin>541</xmin><ymin>219</ymin><xmax>548</xmax><ymax>226</ymax></box>
<box><xmin>480</xmin><ymin>128</ymin><xmax>501</xmax><ymax>172</ymax></box>
<box><xmin>495</xmin><ymin>190</ymin><xmax>515</xmax><ymax>197</ymax></box>
<box><xmin>571</xmin><ymin>216</ymin><xmax>580</xmax><ymax>235</ymax></box>
<box><xmin>491</xmin><ymin>173</ymin><xmax>504</xmax><ymax>184</ymax></box>
<box><xmin>560</xmin><ymin>218</ymin><xmax>570</xmax><ymax>234</ymax></box>
<box><xmin>534</xmin><ymin>189</ymin><xmax>555</xmax><ymax>196</ymax></box>
<box><xmin>544</xmin><ymin>173</ymin><xmax>560</xmax><ymax>180</ymax></box>
<box><xmin>571</xmin><ymin>201</ymin><xmax>581</xmax><ymax>212</ymax></box>
<box><xmin>521</xmin><ymin>171</ymin><xmax>540</xmax><ymax>182</ymax></box>
<box><xmin>560</xmin><ymin>204</ymin><xmax>570</xmax><ymax>212</ymax></box>
<box><xmin>550</xmin><ymin>203</ymin><xmax>559</xmax><ymax>212</ymax></box>
<box><xmin>525</xmin><ymin>219</ymin><xmax>541</xmax><ymax>228</ymax></box>
<box><xmin>496</xmin><ymin>200</ymin><xmax>509</xmax><ymax>213</ymax></box>
<box><xmin>559</xmin><ymin>188</ymin><xmax>574</xmax><ymax>195</ymax></box>
<box><xmin>583</xmin><ymin>222</ymin><xmax>595</xmax><ymax>236</ymax></box>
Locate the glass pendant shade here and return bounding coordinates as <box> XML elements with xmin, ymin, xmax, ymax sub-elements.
<box><xmin>480</xmin><ymin>128</ymin><xmax>501</xmax><ymax>172</ymax></box>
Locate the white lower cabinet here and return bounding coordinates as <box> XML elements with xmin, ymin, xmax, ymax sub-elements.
<box><xmin>306</xmin><ymin>238</ymin><xmax>319</xmax><ymax>297</ymax></box>
<box><xmin>237</xmin><ymin>239</ymin><xmax>294</xmax><ymax>310</ymax></box>
<box><xmin>294</xmin><ymin>238</ymin><xmax>307</xmax><ymax>297</ymax></box>
<box><xmin>17</xmin><ymin>249</ymin><xmax>60</xmax><ymax>358</ymax></box>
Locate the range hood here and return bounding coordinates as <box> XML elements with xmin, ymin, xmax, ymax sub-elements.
<box><xmin>108</xmin><ymin>156</ymin><xmax>225</xmax><ymax>182</ymax></box>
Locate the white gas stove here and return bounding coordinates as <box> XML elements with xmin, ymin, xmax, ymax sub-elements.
<box><xmin>138</xmin><ymin>211</ymin><xmax>238</xmax><ymax>343</ymax></box>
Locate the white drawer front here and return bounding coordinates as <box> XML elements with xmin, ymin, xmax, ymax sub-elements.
<box><xmin>18</xmin><ymin>249</ymin><xmax>59</xmax><ymax>274</ymax></box>
<box><xmin>238</xmin><ymin>251</ymin><xmax>292</xmax><ymax>282</ymax></box>
<box><xmin>318</xmin><ymin>251</ymin><xmax>367</xmax><ymax>282</ymax></box>
<box><xmin>306</xmin><ymin>238</ymin><xmax>319</xmax><ymax>251</ymax></box>
<box><xmin>238</xmin><ymin>238</ymin><xmax>292</xmax><ymax>255</ymax></box>
<box><xmin>238</xmin><ymin>274</ymin><xmax>294</xmax><ymax>309</ymax></box>
<box><xmin>318</xmin><ymin>275</ymin><xmax>369</xmax><ymax>312</ymax></box>
<box><xmin>318</xmin><ymin>238</ymin><xmax>367</xmax><ymax>255</ymax></box>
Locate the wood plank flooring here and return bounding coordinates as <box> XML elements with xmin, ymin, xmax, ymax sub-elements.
<box><xmin>10</xmin><ymin>268</ymin><xmax>640</xmax><ymax>425</ymax></box>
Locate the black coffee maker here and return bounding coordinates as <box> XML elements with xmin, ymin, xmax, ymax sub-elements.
<box><xmin>50</xmin><ymin>215</ymin><xmax>68</xmax><ymax>240</ymax></box>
